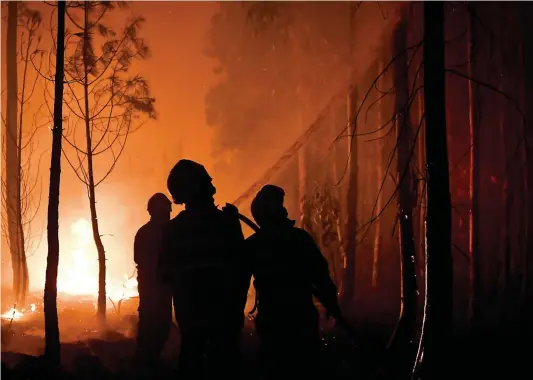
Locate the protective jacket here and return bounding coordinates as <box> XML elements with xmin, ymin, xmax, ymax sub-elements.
<box><xmin>159</xmin><ymin>205</ymin><xmax>250</xmax><ymax>332</ymax></box>
<box><xmin>246</xmin><ymin>218</ymin><xmax>340</xmax><ymax>325</ymax></box>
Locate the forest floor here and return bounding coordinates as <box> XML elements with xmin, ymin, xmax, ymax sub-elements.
<box><xmin>1</xmin><ymin>293</ymin><xmax>531</xmax><ymax>379</ymax></box>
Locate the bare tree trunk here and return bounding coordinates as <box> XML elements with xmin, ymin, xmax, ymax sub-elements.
<box><xmin>372</xmin><ymin>58</ymin><xmax>384</xmax><ymax>288</ymax></box>
<box><xmin>521</xmin><ymin>3</ymin><xmax>533</xmax><ymax>320</ymax></box>
<box><xmin>44</xmin><ymin>0</ymin><xmax>66</xmax><ymax>368</ymax></box>
<box><xmin>387</xmin><ymin>18</ymin><xmax>418</xmax><ymax>372</ymax></box>
<box><xmin>82</xmin><ymin>4</ymin><xmax>107</xmax><ymax>324</ymax></box>
<box><xmin>298</xmin><ymin>108</ymin><xmax>306</xmax><ymax>228</ymax></box>
<box><xmin>497</xmin><ymin>67</ymin><xmax>511</xmax><ymax>319</ymax></box>
<box><xmin>417</xmin><ymin>78</ymin><xmax>426</xmax><ymax>281</ymax></box>
<box><xmin>500</xmin><ymin>105</ymin><xmax>512</xmax><ymax>309</ymax></box>
<box><xmin>467</xmin><ymin>9</ymin><xmax>481</xmax><ymax>325</ymax></box>
<box><xmin>415</xmin><ymin>3</ymin><xmax>426</xmax><ymax>282</ymax></box>
<box><xmin>330</xmin><ymin>109</ymin><xmax>345</xmax><ymax>287</ymax></box>
<box><xmin>16</xmin><ymin>5</ymin><xmax>36</xmax><ymax>304</ymax></box>
<box><xmin>341</xmin><ymin>1</ymin><xmax>358</xmax><ymax>310</ymax></box>
<box><xmin>517</xmin><ymin>28</ymin><xmax>528</xmax><ymax>313</ymax></box>
<box><xmin>341</xmin><ymin>85</ymin><xmax>358</xmax><ymax>309</ymax></box>
<box><xmin>413</xmin><ymin>3</ymin><xmax>453</xmax><ymax>379</ymax></box>
<box><xmin>6</xmin><ymin>0</ymin><xmax>24</xmax><ymax>305</ymax></box>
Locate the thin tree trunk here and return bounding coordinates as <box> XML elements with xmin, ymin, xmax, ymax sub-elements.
<box><xmin>517</xmin><ymin>32</ymin><xmax>527</xmax><ymax>313</ymax></box>
<box><xmin>521</xmin><ymin>3</ymin><xmax>533</xmax><ymax>319</ymax></box>
<box><xmin>330</xmin><ymin>109</ymin><xmax>345</xmax><ymax>287</ymax></box>
<box><xmin>387</xmin><ymin>19</ymin><xmax>418</xmax><ymax>371</ymax></box>
<box><xmin>6</xmin><ymin>0</ymin><xmax>23</xmax><ymax>304</ymax></box>
<box><xmin>498</xmin><ymin>78</ymin><xmax>511</xmax><ymax>319</ymax></box>
<box><xmin>417</xmin><ymin>78</ymin><xmax>426</xmax><ymax>281</ymax></box>
<box><xmin>82</xmin><ymin>4</ymin><xmax>107</xmax><ymax>324</ymax></box>
<box><xmin>467</xmin><ymin>9</ymin><xmax>481</xmax><ymax>325</ymax></box>
<box><xmin>341</xmin><ymin>85</ymin><xmax>358</xmax><ymax>309</ymax></box>
<box><xmin>44</xmin><ymin>0</ymin><xmax>66</xmax><ymax>368</ymax></box>
<box><xmin>411</xmin><ymin>0</ymin><xmax>426</xmax><ymax>286</ymax></box>
<box><xmin>372</xmin><ymin>58</ymin><xmax>384</xmax><ymax>288</ymax></box>
<box><xmin>413</xmin><ymin>3</ymin><xmax>453</xmax><ymax>379</ymax></box>
<box><xmin>496</xmin><ymin>16</ymin><xmax>512</xmax><ymax>315</ymax></box>
<box><xmin>16</xmin><ymin>10</ymin><xmax>36</xmax><ymax>305</ymax></box>
<box><xmin>341</xmin><ymin>1</ymin><xmax>358</xmax><ymax>310</ymax></box>
<box><xmin>298</xmin><ymin>108</ymin><xmax>306</xmax><ymax>228</ymax></box>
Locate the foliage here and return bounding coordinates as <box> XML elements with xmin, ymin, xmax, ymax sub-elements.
<box><xmin>302</xmin><ymin>180</ymin><xmax>343</xmax><ymax>281</ymax></box>
<box><xmin>50</xmin><ymin>1</ymin><xmax>156</xmax><ymax>186</ymax></box>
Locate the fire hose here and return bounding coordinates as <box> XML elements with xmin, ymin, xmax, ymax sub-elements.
<box><xmin>230</xmin><ymin>206</ymin><xmax>260</xmax><ymax>317</ymax></box>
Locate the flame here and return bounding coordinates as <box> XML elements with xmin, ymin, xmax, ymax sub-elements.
<box><xmin>111</xmin><ymin>273</ymin><xmax>139</xmax><ymax>302</ymax></box>
<box><xmin>57</xmin><ymin>218</ymin><xmax>139</xmax><ymax>304</ymax></box>
<box><xmin>1</xmin><ymin>308</ymin><xmax>24</xmax><ymax>320</ymax></box>
<box><xmin>1</xmin><ymin>304</ymin><xmax>36</xmax><ymax>320</ymax></box>
<box><xmin>2</xmin><ymin>218</ymin><xmax>139</xmax><ymax>320</ymax></box>
<box><xmin>55</xmin><ymin>218</ymin><xmax>138</xmax><ymax>303</ymax></box>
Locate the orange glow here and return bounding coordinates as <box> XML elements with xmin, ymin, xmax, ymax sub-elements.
<box><xmin>2</xmin><ymin>218</ymin><xmax>138</xmax><ymax>319</ymax></box>
<box><xmin>1</xmin><ymin>303</ymin><xmax>35</xmax><ymax>320</ymax></box>
<box><xmin>55</xmin><ymin>218</ymin><xmax>138</xmax><ymax>304</ymax></box>
<box><xmin>1</xmin><ymin>2</ymin><xmax>401</xmax><ymax>319</ymax></box>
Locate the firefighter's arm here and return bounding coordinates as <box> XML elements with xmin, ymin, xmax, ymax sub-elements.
<box><xmin>133</xmin><ymin>229</ymin><xmax>144</xmax><ymax>267</ymax></box>
<box><xmin>157</xmin><ymin>226</ymin><xmax>173</xmax><ymax>284</ymax></box>
<box><xmin>305</xmin><ymin>232</ymin><xmax>342</xmax><ymax>319</ymax></box>
<box><xmin>224</xmin><ymin>205</ymin><xmax>252</xmax><ymax>306</ymax></box>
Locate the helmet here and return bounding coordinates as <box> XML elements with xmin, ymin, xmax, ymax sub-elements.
<box><xmin>147</xmin><ymin>193</ymin><xmax>171</xmax><ymax>216</ymax></box>
<box><xmin>251</xmin><ymin>184</ymin><xmax>288</xmax><ymax>225</ymax></box>
<box><xmin>167</xmin><ymin>159</ymin><xmax>213</xmax><ymax>204</ymax></box>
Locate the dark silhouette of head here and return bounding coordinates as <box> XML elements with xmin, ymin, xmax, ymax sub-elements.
<box><xmin>251</xmin><ymin>184</ymin><xmax>289</xmax><ymax>228</ymax></box>
<box><xmin>147</xmin><ymin>193</ymin><xmax>172</xmax><ymax>222</ymax></box>
<box><xmin>167</xmin><ymin>159</ymin><xmax>216</xmax><ymax>207</ymax></box>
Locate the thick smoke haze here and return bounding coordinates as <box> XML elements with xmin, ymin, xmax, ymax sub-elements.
<box><xmin>1</xmin><ymin>2</ymin><xmax>400</xmax><ymax>296</ymax></box>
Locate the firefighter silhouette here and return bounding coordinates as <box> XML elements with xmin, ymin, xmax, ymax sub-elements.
<box><xmin>247</xmin><ymin>184</ymin><xmax>341</xmax><ymax>379</ymax></box>
<box><xmin>134</xmin><ymin>192</ymin><xmax>173</xmax><ymax>373</ymax></box>
<box><xmin>159</xmin><ymin>159</ymin><xmax>250</xmax><ymax>379</ymax></box>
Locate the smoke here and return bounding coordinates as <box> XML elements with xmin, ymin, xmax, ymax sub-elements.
<box><xmin>204</xmin><ymin>2</ymin><xmax>402</xmax><ymax>205</ymax></box>
<box><xmin>1</xmin><ymin>2</ymin><xmax>402</xmax><ymax>303</ymax></box>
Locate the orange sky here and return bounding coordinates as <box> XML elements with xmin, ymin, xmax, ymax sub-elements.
<box><xmin>1</xmin><ymin>2</ymin><xmax>222</xmax><ymax>292</ymax></box>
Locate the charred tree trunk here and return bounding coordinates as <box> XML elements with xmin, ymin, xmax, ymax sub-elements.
<box><xmin>467</xmin><ymin>9</ymin><xmax>482</xmax><ymax>325</ymax></box>
<box><xmin>498</xmin><ymin>22</ymin><xmax>515</xmax><ymax>322</ymax></box>
<box><xmin>82</xmin><ymin>4</ymin><xmax>107</xmax><ymax>324</ymax></box>
<box><xmin>372</xmin><ymin>59</ymin><xmax>384</xmax><ymax>289</ymax></box>
<box><xmin>330</xmin><ymin>110</ymin><xmax>345</xmax><ymax>287</ymax></box>
<box><xmin>413</xmin><ymin>3</ymin><xmax>453</xmax><ymax>379</ymax></box>
<box><xmin>497</xmin><ymin>56</ymin><xmax>512</xmax><ymax>319</ymax></box>
<box><xmin>417</xmin><ymin>77</ymin><xmax>426</xmax><ymax>281</ymax></box>
<box><xmin>341</xmin><ymin>2</ymin><xmax>358</xmax><ymax>310</ymax></box>
<box><xmin>298</xmin><ymin>109</ymin><xmax>306</xmax><ymax>228</ymax></box>
<box><xmin>414</xmin><ymin>2</ymin><xmax>426</xmax><ymax>283</ymax></box>
<box><xmin>522</xmin><ymin>3</ymin><xmax>533</xmax><ymax>320</ymax></box>
<box><xmin>44</xmin><ymin>0</ymin><xmax>66</xmax><ymax>368</ymax></box>
<box><xmin>6</xmin><ymin>1</ymin><xmax>25</xmax><ymax>305</ymax></box>
<box><xmin>341</xmin><ymin>86</ymin><xmax>358</xmax><ymax>309</ymax></box>
<box><xmin>387</xmin><ymin>19</ymin><xmax>418</xmax><ymax>373</ymax></box>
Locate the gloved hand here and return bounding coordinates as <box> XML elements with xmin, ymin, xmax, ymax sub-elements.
<box><xmin>222</xmin><ymin>203</ymin><xmax>239</xmax><ymax>215</ymax></box>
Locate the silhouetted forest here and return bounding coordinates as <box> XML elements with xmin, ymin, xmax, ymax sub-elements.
<box><xmin>1</xmin><ymin>2</ymin><xmax>533</xmax><ymax>380</ymax></box>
